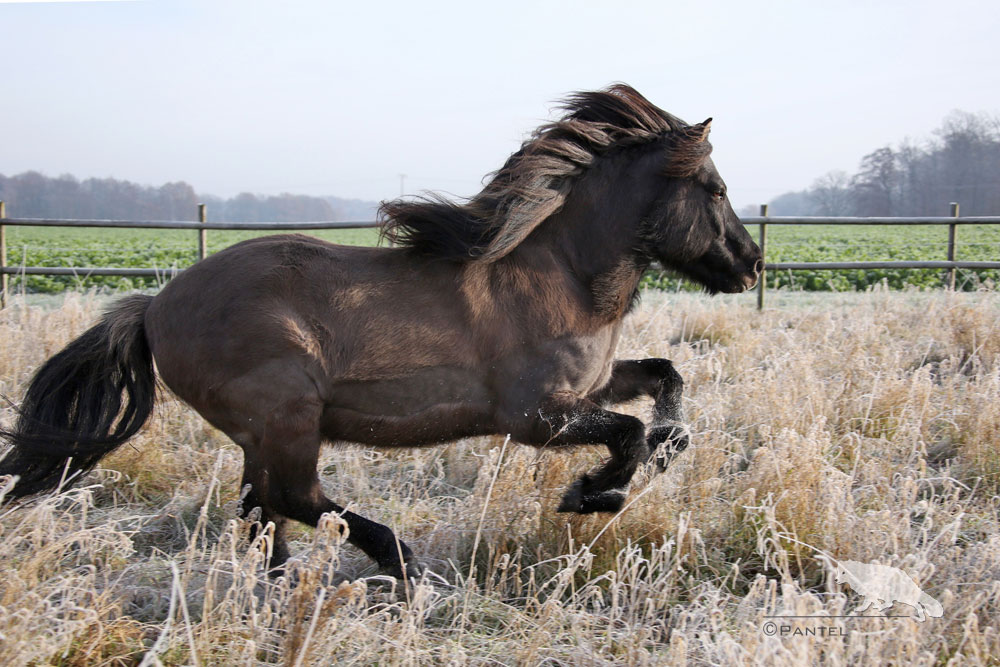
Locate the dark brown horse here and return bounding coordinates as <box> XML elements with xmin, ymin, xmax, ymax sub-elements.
<box><xmin>0</xmin><ymin>85</ymin><xmax>761</xmax><ymax>578</ymax></box>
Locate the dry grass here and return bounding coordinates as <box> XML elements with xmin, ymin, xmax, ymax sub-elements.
<box><xmin>1</xmin><ymin>288</ymin><xmax>999</xmax><ymax>665</ymax></box>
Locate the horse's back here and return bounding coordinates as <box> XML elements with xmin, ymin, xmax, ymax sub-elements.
<box><xmin>144</xmin><ymin>234</ymin><xmax>472</xmax><ymax>412</ymax></box>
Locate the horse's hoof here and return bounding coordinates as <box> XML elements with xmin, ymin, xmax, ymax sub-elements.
<box><xmin>378</xmin><ymin>558</ymin><xmax>424</xmax><ymax>582</ymax></box>
<box><xmin>646</xmin><ymin>422</ymin><xmax>689</xmax><ymax>472</ymax></box>
<box><xmin>557</xmin><ymin>479</ymin><xmax>627</xmax><ymax>514</ymax></box>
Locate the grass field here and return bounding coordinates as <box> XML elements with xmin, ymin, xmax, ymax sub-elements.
<box><xmin>3</xmin><ymin>223</ymin><xmax>999</xmax><ymax>294</ymax></box>
<box><xmin>2</xmin><ymin>226</ymin><xmax>381</xmax><ymax>293</ymax></box>
<box><xmin>643</xmin><ymin>223</ymin><xmax>1000</xmax><ymax>292</ymax></box>
<box><xmin>1</xmin><ymin>288</ymin><xmax>999</xmax><ymax>665</ymax></box>
<box><xmin>762</xmin><ymin>223</ymin><xmax>1000</xmax><ymax>290</ymax></box>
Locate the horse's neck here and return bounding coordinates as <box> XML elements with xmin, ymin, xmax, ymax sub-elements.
<box><xmin>500</xmin><ymin>144</ymin><xmax>662</xmax><ymax>322</ymax></box>
<box><xmin>516</xmin><ymin>205</ymin><xmax>648</xmax><ymax>322</ymax></box>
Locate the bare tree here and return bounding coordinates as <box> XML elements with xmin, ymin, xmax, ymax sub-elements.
<box><xmin>767</xmin><ymin>110</ymin><xmax>1000</xmax><ymax>216</ymax></box>
<box><xmin>851</xmin><ymin>147</ymin><xmax>898</xmax><ymax>216</ymax></box>
<box><xmin>809</xmin><ymin>170</ymin><xmax>852</xmax><ymax>215</ymax></box>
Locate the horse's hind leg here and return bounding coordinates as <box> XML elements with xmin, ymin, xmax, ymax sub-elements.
<box><xmin>241</xmin><ymin>414</ymin><xmax>421</xmax><ymax>580</ymax></box>
<box><xmin>237</xmin><ymin>455</ymin><xmax>291</xmax><ymax>568</ymax></box>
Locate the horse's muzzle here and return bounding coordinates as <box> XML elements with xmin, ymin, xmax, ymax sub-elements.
<box><xmin>741</xmin><ymin>259</ymin><xmax>764</xmax><ymax>291</ymax></box>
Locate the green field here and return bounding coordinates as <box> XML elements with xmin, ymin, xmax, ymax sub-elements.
<box><xmin>2</xmin><ymin>226</ymin><xmax>382</xmax><ymax>293</ymax></box>
<box><xmin>642</xmin><ymin>222</ymin><xmax>1000</xmax><ymax>292</ymax></box>
<box><xmin>3</xmin><ymin>223</ymin><xmax>999</xmax><ymax>293</ymax></box>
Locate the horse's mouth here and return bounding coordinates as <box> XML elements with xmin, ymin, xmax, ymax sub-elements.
<box><xmin>725</xmin><ymin>267</ymin><xmax>762</xmax><ymax>293</ymax></box>
<box><xmin>712</xmin><ymin>271</ymin><xmax>759</xmax><ymax>294</ymax></box>
<box><xmin>672</xmin><ymin>256</ymin><xmax>762</xmax><ymax>295</ymax></box>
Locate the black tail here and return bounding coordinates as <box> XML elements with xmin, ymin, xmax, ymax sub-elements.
<box><xmin>0</xmin><ymin>294</ymin><xmax>156</xmax><ymax>497</ymax></box>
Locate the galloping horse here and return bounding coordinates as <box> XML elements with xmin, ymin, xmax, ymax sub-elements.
<box><xmin>1</xmin><ymin>85</ymin><xmax>762</xmax><ymax>578</ymax></box>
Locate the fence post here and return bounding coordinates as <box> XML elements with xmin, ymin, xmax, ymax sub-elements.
<box><xmin>757</xmin><ymin>204</ymin><xmax>768</xmax><ymax>311</ymax></box>
<box><xmin>0</xmin><ymin>200</ymin><xmax>6</xmax><ymax>309</ymax></box>
<box><xmin>947</xmin><ymin>202</ymin><xmax>959</xmax><ymax>290</ymax></box>
<box><xmin>198</xmin><ymin>203</ymin><xmax>207</xmax><ymax>262</ymax></box>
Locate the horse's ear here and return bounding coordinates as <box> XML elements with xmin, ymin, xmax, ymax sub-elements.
<box><xmin>665</xmin><ymin>118</ymin><xmax>714</xmax><ymax>177</ymax></box>
<box><xmin>692</xmin><ymin>118</ymin><xmax>712</xmax><ymax>142</ymax></box>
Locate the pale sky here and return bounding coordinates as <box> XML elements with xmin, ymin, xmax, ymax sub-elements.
<box><xmin>2</xmin><ymin>0</ymin><xmax>998</xmax><ymax>213</ymax></box>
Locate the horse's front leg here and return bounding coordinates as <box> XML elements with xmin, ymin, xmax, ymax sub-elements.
<box><xmin>588</xmin><ymin>359</ymin><xmax>689</xmax><ymax>472</ymax></box>
<box><xmin>507</xmin><ymin>391</ymin><xmax>647</xmax><ymax>514</ymax></box>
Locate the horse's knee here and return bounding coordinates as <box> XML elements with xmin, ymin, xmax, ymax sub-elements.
<box><xmin>613</xmin><ymin>416</ymin><xmax>648</xmax><ymax>459</ymax></box>
<box><xmin>586</xmin><ymin>417</ymin><xmax>646</xmax><ymax>485</ymax></box>
<box><xmin>647</xmin><ymin>362</ymin><xmax>683</xmax><ymax>423</ymax></box>
<box><xmin>640</xmin><ymin>358</ymin><xmax>681</xmax><ymax>394</ymax></box>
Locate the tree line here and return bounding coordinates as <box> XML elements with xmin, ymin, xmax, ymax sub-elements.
<box><xmin>4</xmin><ymin>109</ymin><xmax>998</xmax><ymax>223</ymax></box>
<box><xmin>0</xmin><ymin>171</ymin><xmax>378</xmax><ymax>222</ymax></box>
<box><xmin>754</xmin><ymin>110</ymin><xmax>1000</xmax><ymax>217</ymax></box>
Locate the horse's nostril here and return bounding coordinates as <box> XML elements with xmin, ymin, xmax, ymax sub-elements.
<box><xmin>754</xmin><ymin>259</ymin><xmax>764</xmax><ymax>275</ymax></box>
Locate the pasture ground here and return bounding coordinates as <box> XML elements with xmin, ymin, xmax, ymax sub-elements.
<box><xmin>1</xmin><ymin>288</ymin><xmax>999</xmax><ymax>665</ymax></box>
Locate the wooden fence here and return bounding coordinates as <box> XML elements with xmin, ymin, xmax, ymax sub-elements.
<box><xmin>2</xmin><ymin>201</ymin><xmax>999</xmax><ymax>309</ymax></box>
<box><xmin>746</xmin><ymin>203</ymin><xmax>1000</xmax><ymax>309</ymax></box>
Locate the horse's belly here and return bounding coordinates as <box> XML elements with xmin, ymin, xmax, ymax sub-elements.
<box><xmin>319</xmin><ymin>367</ymin><xmax>496</xmax><ymax>447</ymax></box>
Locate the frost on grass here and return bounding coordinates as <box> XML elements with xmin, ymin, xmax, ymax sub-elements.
<box><xmin>1</xmin><ymin>289</ymin><xmax>999</xmax><ymax>665</ymax></box>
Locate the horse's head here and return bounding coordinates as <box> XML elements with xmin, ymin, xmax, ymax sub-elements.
<box><xmin>640</xmin><ymin>120</ymin><xmax>763</xmax><ymax>294</ymax></box>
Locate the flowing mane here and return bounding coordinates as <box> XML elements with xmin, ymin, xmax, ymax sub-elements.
<box><xmin>379</xmin><ymin>84</ymin><xmax>708</xmax><ymax>262</ymax></box>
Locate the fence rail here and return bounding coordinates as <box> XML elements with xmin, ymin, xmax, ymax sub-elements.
<box><xmin>2</xmin><ymin>201</ymin><xmax>1000</xmax><ymax>309</ymax></box>
<box><xmin>743</xmin><ymin>203</ymin><xmax>1000</xmax><ymax>308</ymax></box>
<box><xmin>0</xmin><ymin>218</ymin><xmax>377</xmax><ymax>231</ymax></box>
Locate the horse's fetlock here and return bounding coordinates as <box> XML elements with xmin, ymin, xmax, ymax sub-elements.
<box><xmin>647</xmin><ymin>421</ymin><xmax>690</xmax><ymax>472</ymax></box>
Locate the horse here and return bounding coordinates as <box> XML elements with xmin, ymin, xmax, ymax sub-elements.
<box><xmin>0</xmin><ymin>84</ymin><xmax>762</xmax><ymax>579</ymax></box>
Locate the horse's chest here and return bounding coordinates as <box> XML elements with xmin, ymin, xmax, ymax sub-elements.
<box><xmin>566</xmin><ymin>335</ymin><xmax>618</xmax><ymax>393</ymax></box>
<box><xmin>523</xmin><ymin>325</ymin><xmax>621</xmax><ymax>396</ymax></box>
